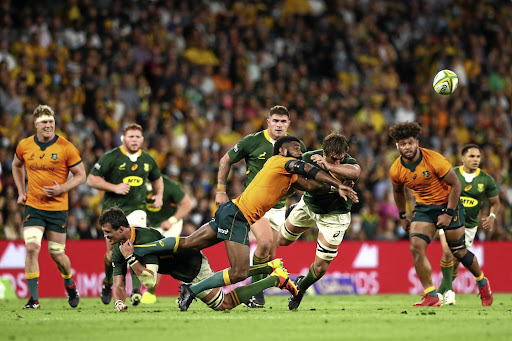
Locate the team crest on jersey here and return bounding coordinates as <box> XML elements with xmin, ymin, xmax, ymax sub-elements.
<box><xmin>257</xmin><ymin>152</ymin><xmax>267</xmax><ymax>159</ymax></box>
<box><xmin>478</xmin><ymin>183</ymin><xmax>484</xmax><ymax>192</ymax></box>
<box><xmin>144</xmin><ymin>163</ymin><xmax>149</xmax><ymax>172</ymax></box>
<box><xmin>465</xmin><ymin>185</ymin><xmax>472</xmax><ymax>191</ymax></box>
<box><xmin>51</xmin><ymin>153</ymin><xmax>58</xmax><ymax>160</ymax></box>
<box><xmin>422</xmin><ymin>171</ymin><xmax>431</xmax><ymax>178</ymax></box>
<box><xmin>119</xmin><ymin>163</ymin><xmax>126</xmax><ymax>170</ymax></box>
<box><xmin>132</xmin><ymin>164</ymin><xmax>138</xmax><ymax>171</ymax></box>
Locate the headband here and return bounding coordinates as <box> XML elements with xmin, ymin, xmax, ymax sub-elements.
<box><xmin>35</xmin><ymin>114</ymin><xmax>55</xmax><ymax>123</ymax></box>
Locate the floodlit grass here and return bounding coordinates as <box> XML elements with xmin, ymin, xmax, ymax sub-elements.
<box><xmin>1</xmin><ymin>294</ymin><xmax>511</xmax><ymax>341</ymax></box>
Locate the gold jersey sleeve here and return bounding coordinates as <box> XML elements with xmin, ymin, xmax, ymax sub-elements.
<box><xmin>389</xmin><ymin>148</ymin><xmax>452</xmax><ymax>205</ymax></box>
<box><xmin>233</xmin><ymin>155</ymin><xmax>299</xmax><ymax>224</ymax></box>
<box><xmin>16</xmin><ymin>136</ymin><xmax>82</xmax><ymax>211</ymax></box>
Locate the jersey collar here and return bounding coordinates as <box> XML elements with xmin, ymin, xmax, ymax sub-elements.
<box><xmin>120</xmin><ymin>145</ymin><xmax>142</xmax><ymax>157</ymax></box>
<box><xmin>400</xmin><ymin>148</ymin><xmax>423</xmax><ymax>172</ymax></box>
<box><xmin>459</xmin><ymin>167</ymin><xmax>480</xmax><ymax>177</ymax></box>
<box><xmin>264</xmin><ymin>129</ymin><xmax>289</xmax><ymax>144</ymax></box>
<box><xmin>130</xmin><ymin>227</ymin><xmax>136</xmax><ymax>243</ymax></box>
<box><xmin>34</xmin><ymin>134</ymin><xmax>59</xmax><ymax>151</ymax></box>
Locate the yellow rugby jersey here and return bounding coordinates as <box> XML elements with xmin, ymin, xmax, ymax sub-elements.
<box><xmin>389</xmin><ymin>148</ymin><xmax>452</xmax><ymax>205</ymax></box>
<box><xmin>16</xmin><ymin>135</ymin><xmax>82</xmax><ymax>211</ymax></box>
<box><xmin>233</xmin><ymin>155</ymin><xmax>299</xmax><ymax>224</ymax></box>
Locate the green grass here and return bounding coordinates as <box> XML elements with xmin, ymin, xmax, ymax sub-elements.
<box><xmin>1</xmin><ymin>295</ymin><xmax>511</xmax><ymax>341</ymax></box>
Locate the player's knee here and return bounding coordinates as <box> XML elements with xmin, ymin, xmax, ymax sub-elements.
<box><xmin>280</xmin><ymin>223</ymin><xmax>302</xmax><ymax>245</ymax></box>
<box><xmin>409</xmin><ymin>233</ymin><xmax>430</xmax><ymax>254</ymax></box>
<box><xmin>25</xmin><ymin>242</ymin><xmax>41</xmax><ymax>255</ymax></box>
<box><xmin>48</xmin><ymin>241</ymin><xmax>66</xmax><ymax>254</ymax></box>
<box><xmin>447</xmin><ymin>234</ymin><xmax>466</xmax><ymax>255</ymax></box>
<box><xmin>228</xmin><ymin>267</ymin><xmax>249</xmax><ymax>284</ymax></box>
<box><xmin>255</xmin><ymin>239</ymin><xmax>273</xmax><ymax>254</ymax></box>
<box><xmin>454</xmin><ymin>249</ymin><xmax>475</xmax><ymax>268</ymax></box>
<box><xmin>312</xmin><ymin>259</ymin><xmax>330</xmax><ymax>275</ymax></box>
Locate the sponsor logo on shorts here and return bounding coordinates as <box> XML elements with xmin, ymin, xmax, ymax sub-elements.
<box><xmin>333</xmin><ymin>231</ymin><xmax>341</xmax><ymax>238</ymax></box>
<box><xmin>218</xmin><ymin>228</ymin><xmax>229</xmax><ymax>235</ymax></box>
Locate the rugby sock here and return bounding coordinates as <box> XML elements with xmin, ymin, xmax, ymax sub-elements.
<box><xmin>298</xmin><ymin>264</ymin><xmax>325</xmax><ymax>293</ymax></box>
<box><xmin>248</xmin><ymin>263</ymin><xmax>274</xmax><ymax>277</ymax></box>
<box><xmin>190</xmin><ymin>269</ymin><xmax>231</xmax><ymax>295</ymax></box>
<box><xmin>424</xmin><ymin>286</ymin><xmax>438</xmax><ymax>297</ymax></box>
<box><xmin>250</xmin><ymin>254</ymin><xmax>270</xmax><ymax>283</ymax></box>
<box><xmin>61</xmin><ymin>272</ymin><xmax>74</xmax><ymax>287</ymax></box>
<box><xmin>131</xmin><ymin>269</ymin><xmax>141</xmax><ymax>292</ymax></box>
<box><xmin>452</xmin><ymin>268</ymin><xmax>459</xmax><ymax>282</ymax></box>
<box><xmin>26</xmin><ymin>272</ymin><xmax>39</xmax><ymax>300</ymax></box>
<box><xmin>228</xmin><ymin>277</ymin><xmax>277</xmax><ymax>307</ymax></box>
<box><xmin>438</xmin><ymin>260</ymin><xmax>454</xmax><ymax>293</ymax></box>
<box><xmin>474</xmin><ymin>272</ymin><xmax>488</xmax><ymax>289</ymax></box>
<box><xmin>104</xmin><ymin>254</ymin><xmax>113</xmax><ymax>284</ymax></box>
<box><xmin>133</xmin><ymin>237</ymin><xmax>179</xmax><ymax>257</ymax></box>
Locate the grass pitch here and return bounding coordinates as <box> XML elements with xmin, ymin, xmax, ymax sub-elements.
<box><xmin>1</xmin><ymin>294</ymin><xmax>511</xmax><ymax>341</ymax></box>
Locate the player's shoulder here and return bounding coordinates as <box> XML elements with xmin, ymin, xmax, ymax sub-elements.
<box><xmin>17</xmin><ymin>135</ymin><xmax>35</xmax><ymax>149</ymax></box>
<box><xmin>477</xmin><ymin>168</ymin><xmax>495</xmax><ymax>181</ymax></box>
<box><xmin>135</xmin><ymin>227</ymin><xmax>164</xmax><ymax>241</ymax></box>
<box><xmin>344</xmin><ymin>152</ymin><xmax>358</xmax><ymax>165</ymax></box>
<box><xmin>163</xmin><ymin>175</ymin><xmax>180</xmax><ymax>187</ymax></box>
<box><xmin>390</xmin><ymin>156</ymin><xmax>402</xmax><ymax>171</ymax></box>
<box><xmin>420</xmin><ymin>148</ymin><xmax>445</xmax><ymax>161</ymax></box>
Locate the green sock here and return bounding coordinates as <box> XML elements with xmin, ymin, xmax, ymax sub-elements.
<box><xmin>27</xmin><ymin>277</ymin><xmax>39</xmax><ymax>300</ymax></box>
<box><xmin>425</xmin><ymin>286</ymin><xmax>438</xmax><ymax>297</ymax></box>
<box><xmin>438</xmin><ymin>260</ymin><xmax>454</xmax><ymax>293</ymax></box>
<box><xmin>190</xmin><ymin>269</ymin><xmax>231</xmax><ymax>295</ymax></box>
<box><xmin>248</xmin><ymin>262</ymin><xmax>273</xmax><ymax>277</ymax></box>
<box><xmin>476</xmin><ymin>276</ymin><xmax>488</xmax><ymax>289</ymax></box>
<box><xmin>63</xmin><ymin>277</ymin><xmax>74</xmax><ymax>287</ymax></box>
<box><xmin>131</xmin><ymin>269</ymin><xmax>141</xmax><ymax>291</ymax></box>
<box><xmin>133</xmin><ymin>237</ymin><xmax>178</xmax><ymax>257</ymax></box>
<box><xmin>250</xmin><ymin>254</ymin><xmax>270</xmax><ymax>283</ymax></box>
<box><xmin>298</xmin><ymin>265</ymin><xmax>325</xmax><ymax>292</ymax></box>
<box><xmin>229</xmin><ymin>276</ymin><xmax>278</xmax><ymax>307</ymax></box>
<box><xmin>104</xmin><ymin>254</ymin><xmax>113</xmax><ymax>284</ymax></box>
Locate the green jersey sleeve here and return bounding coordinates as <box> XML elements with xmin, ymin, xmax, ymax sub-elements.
<box><xmin>485</xmin><ymin>173</ymin><xmax>499</xmax><ymax>198</ymax></box>
<box><xmin>146</xmin><ymin>153</ymin><xmax>162</xmax><ymax>182</ymax></box>
<box><xmin>89</xmin><ymin>151</ymin><xmax>113</xmax><ymax>177</ymax></box>
<box><xmin>227</xmin><ymin>134</ymin><xmax>253</xmax><ymax>163</ymax></box>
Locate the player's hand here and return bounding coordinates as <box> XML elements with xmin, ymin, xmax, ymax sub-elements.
<box><xmin>17</xmin><ymin>193</ymin><xmax>27</xmax><ymax>205</ymax></box>
<box><xmin>43</xmin><ymin>180</ymin><xmax>65</xmax><ymax>197</ymax></box>
<box><xmin>436</xmin><ymin>214</ymin><xmax>451</xmax><ymax>229</ymax></box>
<box><xmin>481</xmin><ymin>216</ymin><xmax>495</xmax><ymax>231</ymax></box>
<box><xmin>399</xmin><ymin>218</ymin><xmax>411</xmax><ymax>233</ymax></box>
<box><xmin>342</xmin><ymin>179</ymin><xmax>355</xmax><ymax>188</ymax></box>
<box><xmin>150</xmin><ymin>194</ymin><xmax>163</xmax><ymax>209</ymax></box>
<box><xmin>115</xmin><ymin>300</ymin><xmax>128</xmax><ymax>312</ymax></box>
<box><xmin>120</xmin><ymin>239</ymin><xmax>134</xmax><ymax>258</ymax></box>
<box><xmin>311</xmin><ymin>155</ymin><xmax>331</xmax><ymax>170</ymax></box>
<box><xmin>337</xmin><ymin>184</ymin><xmax>358</xmax><ymax>203</ymax></box>
<box><xmin>160</xmin><ymin>220</ymin><xmax>172</xmax><ymax>231</ymax></box>
<box><xmin>114</xmin><ymin>183</ymin><xmax>131</xmax><ymax>195</ymax></box>
<box><xmin>215</xmin><ymin>192</ymin><xmax>229</xmax><ymax>206</ymax></box>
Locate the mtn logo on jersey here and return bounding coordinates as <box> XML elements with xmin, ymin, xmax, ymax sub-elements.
<box><xmin>257</xmin><ymin>152</ymin><xmax>267</xmax><ymax>160</ymax></box>
<box><xmin>123</xmin><ymin>176</ymin><xmax>143</xmax><ymax>186</ymax></box>
<box><xmin>460</xmin><ymin>196</ymin><xmax>478</xmax><ymax>207</ymax></box>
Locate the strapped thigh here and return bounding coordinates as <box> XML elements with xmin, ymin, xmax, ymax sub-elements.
<box><xmin>409</xmin><ymin>233</ymin><xmax>431</xmax><ymax>245</ymax></box>
<box><xmin>447</xmin><ymin>233</ymin><xmax>466</xmax><ymax>254</ymax></box>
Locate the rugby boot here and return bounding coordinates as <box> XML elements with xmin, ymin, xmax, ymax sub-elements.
<box><xmin>444</xmin><ymin>290</ymin><xmax>456</xmax><ymax>305</ymax></box>
<box><xmin>178</xmin><ymin>283</ymin><xmax>196</xmax><ymax>311</ymax></box>
<box><xmin>101</xmin><ymin>281</ymin><xmax>112</xmax><ymax>305</ymax></box>
<box><xmin>478</xmin><ymin>278</ymin><xmax>493</xmax><ymax>306</ymax></box>
<box><xmin>23</xmin><ymin>297</ymin><xmax>40</xmax><ymax>309</ymax></box>
<box><xmin>288</xmin><ymin>276</ymin><xmax>305</xmax><ymax>310</ymax></box>
<box><xmin>271</xmin><ymin>267</ymin><xmax>298</xmax><ymax>296</ymax></box>
<box><xmin>413</xmin><ymin>295</ymin><xmax>442</xmax><ymax>307</ymax></box>
<box><xmin>66</xmin><ymin>283</ymin><xmax>80</xmax><ymax>308</ymax></box>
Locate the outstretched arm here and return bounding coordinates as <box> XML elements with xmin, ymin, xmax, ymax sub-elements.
<box><xmin>215</xmin><ymin>153</ymin><xmax>234</xmax><ymax>205</ymax></box>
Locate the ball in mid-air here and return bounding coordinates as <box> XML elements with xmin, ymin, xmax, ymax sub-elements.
<box><xmin>433</xmin><ymin>69</ymin><xmax>458</xmax><ymax>95</ymax></box>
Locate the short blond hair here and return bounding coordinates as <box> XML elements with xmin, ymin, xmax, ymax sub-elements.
<box><xmin>123</xmin><ymin>123</ymin><xmax>143</xmax><ymax>135</ymax></box>
<box><xmin>32</xmin><ymin>105</ymin><xmax>55</xmax><ymax>120</ymax></box>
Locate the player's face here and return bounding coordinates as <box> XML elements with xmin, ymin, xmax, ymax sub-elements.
<box><xmin>102</xmin><ymin>223</ymin><xmax>126</xmax><ymax>245</ymax></box>
<box><xmin>123</xmin><ymin>129</ymin><xmax>144</xmax><ymax>153</ymax></box>
<box><xmin>324</xmin><ymin>152</ymin><xmax>345</xmax><ymax>165</ymax></box>
<box><xmin>462</xmin><ymin>148</ymin><xmax>481</xmax><ymax>172</ymax></box>
<box><xmin>267</xmin><ymin>114</ymin><xmax>291</xmax><ymax>140</ymax></box>
<box><xmin>397</xmin><ymin>137</ymin><xmax>419</xmax><ymax>161</ymax></box>
<box><xmin>282</xmin><ymin>141</ymin><xmax>302</xmax><ymax>159</ymax></box>
<box><xmin>34</xmin><ymin>118</ymin><xmax>56</xmax><ymax>141</ymax></box>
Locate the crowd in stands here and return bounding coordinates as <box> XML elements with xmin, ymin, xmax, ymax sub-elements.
<box><xmin>1</xmin><ymin>0</ymin><xmax>512</xmax><ymax>242</ymax></box>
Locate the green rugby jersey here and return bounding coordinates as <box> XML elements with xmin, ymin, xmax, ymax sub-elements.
<box><xmin>455</xmin><ymin>166</ymin><xmax>499</xmax><ymax>228</ymax></box>
<box><xmin>302</xmin><ymin>150</ymin><xmax>358</xmax><ymax>214</ymax></box>
<box><xmin>146</xmin><ymin>175</ymin><xmax>185</xmax><ymax>226</ymax></box>
<box><xmin>90</xmin><ymin>146</ymin><xmax>161</xmax><ymax>215</ymax></box>
<box><xmin>228</xmin><ymin>130</ymin><xmax>307</xmax><ymax>209</ymax></box>
<box><xmin>111</xmin><ymin>227</ymin><xmax>202</xmax><ymax>283</ymax></box>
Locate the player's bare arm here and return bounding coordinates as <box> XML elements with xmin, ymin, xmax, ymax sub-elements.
<box><xmin>482</xmin><ymin>195</ymin><xmax>500</xmax><ymax>231</ymax></box>
<box><xmin>392</xmin><ymin>183</ymin><xmax>411</xmax><ymax>233</ymax></box>
<box><xmin>286</xmin><ymin>160</ymin><xmax>358</xmax><ymax>202</ymax></box>
<box><xmin>86</xmin><ymin>173</ymin><xmax>130</xmax><ymax>195</ymax></box>
<box><xmin>112</xmin><ymin>275</ymin><xmax>128</xmax><ymax>312</ymax></box>
<box><xmin>310</xmin><ymin>154</ymin><xmax>361</xmax><ymax>180</ymax></box>
<box><xmin>215</xmin><ymin>153</ymin><xmax>233</xmax><ymax>205</ymax></box>
<box><xmin>12</xmin><ymin>154</ymin><xmax>27</xmax><ymax>204</ymax></box>
<box><xmin>438</xmin><ymin>168</ymin><xmax>461</xmax><ymax>228</ymax></box>
<box><xmin>150</xmin><ymin>176</ymin><xmax>164</xmax><ymax>208</ymax></box>
<box><xmin>43</xmin><ymin>162</ymin><xmax>86</xmax><ymax>197</ymax></box>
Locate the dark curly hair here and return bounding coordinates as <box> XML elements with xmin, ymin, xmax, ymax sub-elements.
<box><xmin>389</xmin><ymin>122</ymin><xmax>422</xmax><ymax>141</ymax></box>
